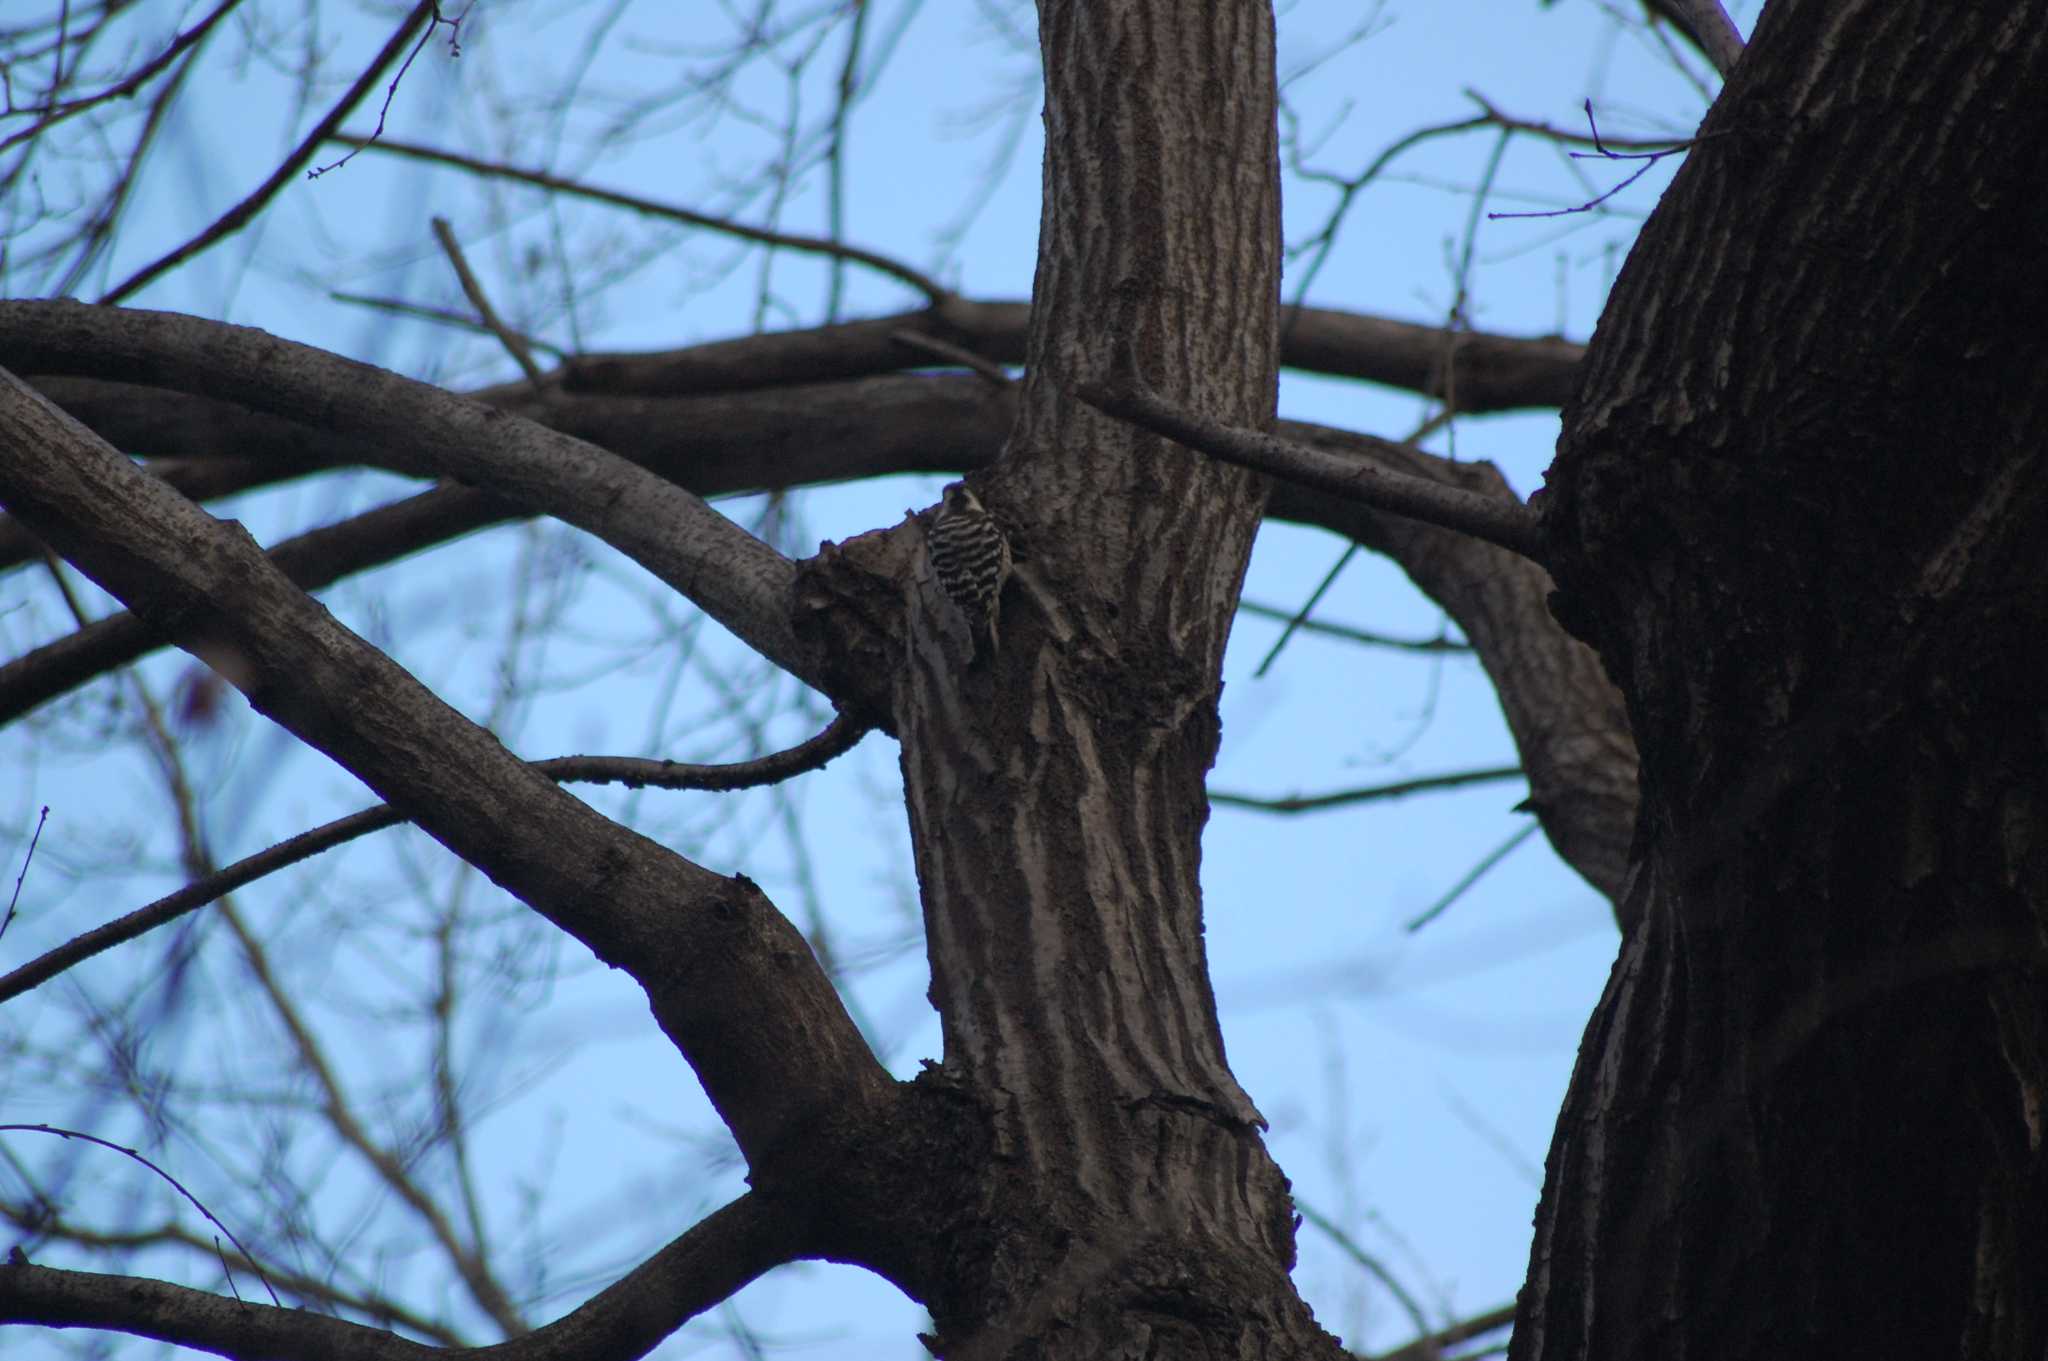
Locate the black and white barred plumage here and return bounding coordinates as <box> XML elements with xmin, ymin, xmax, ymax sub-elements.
<box><xmin>927</xmin><ymin>482</ymin><xmax>1012</xmax><ymax>664</ymax></box>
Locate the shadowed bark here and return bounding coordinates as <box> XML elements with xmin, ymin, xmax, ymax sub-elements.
<box><xmin>1516</xmin><ymin>2</ymin><xmax>2048</xmax><ymax>1356</ymax></box>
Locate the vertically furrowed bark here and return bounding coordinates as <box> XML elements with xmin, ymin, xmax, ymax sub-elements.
<box><xmin>886</xmin><ymin>0</ymin><xmax>1338</xmax><ymax>1354</ymax></box>
<box><xmin>1520</xmin><ymin>2</ymin><xmax>2048</xmax><ymax>1357</ymax></box>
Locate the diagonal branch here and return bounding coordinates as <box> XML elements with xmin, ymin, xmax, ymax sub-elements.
<box><xmin>0</xmin><ymin>299</ymin><xmax>819</xmax><ymax>697</ymax></box>
<box><xmin>1077</xmin><ymin>374</ymin><xmax>1547</xmax><ymax>562</ymax></box>
<box><xmin>98</xmin><ymin>2</ymin><xmax>446</xmax><ymax>305</ymax></box>
<box><xmin>0</xmin><ymin>1192</ymin><xmax>802</xmax><ymax>1361</ymax></box>
<box><xmin>1652</xmin><ymin>0</ymin><xmax>1745</xmax><ymax>78</ymax></box>
<box><xmin>0</xmin><ymin>713</ymin><xmax>872</xmax><ymax>1006</ymax></box>
<box><xmin>0</xmin><ymin>365</ymin><xmax>889</xmax><ymax>1171</ymax></box>
<box><xmin>0</xmin><ymin>482</ymin><xmax>512</xmax><ymax>726</ymax></box>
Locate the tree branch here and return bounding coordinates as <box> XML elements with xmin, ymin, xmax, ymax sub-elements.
<box><xmin>98</xmin><ymin>2</ymin><xmax>445</xmax><ymax>305</ymax></box>
<box><xmin>1651</xmin><ymin>0</ymin><xmax>1745</xmax><ymax>79</ymax></box>
<box><xmin>332</xmin><ymin>133</ymin><xmax>952</xmax><ymax>306</ymax></box>
<box><xmin>0</xmin><ymin>713</ymin><xmax>872</xmax><ymax>1005</ymax></box>
<box><xmin>1210</xmin><ymin>765</ymin><xmax>1523</xmax><ymax>814</ymax></box>
<box><xmin>1076</xmin><ymin>374</ymin><xmax>1547</xmax><ymax>562</ymax></box>
<box><xmin>0</xmin><ymin>481</ymin><xmax>510</xmax><ymax>724</ymax></box>
<box><xmin>0</xmin><ymin>300</ymin><xmax>818</xmax><ymax>696</ymax></box>
<box><xmin>1262</xmin><ymin>441</ymin><xmax>1637</xmax><ymax>914</ymax></box>
<box><xmin>561</xmin><ymin>299</ymin><xmax>1582</xmax><ymax>409</ymax></box>
<box><xmin>0</xmin><ymin>363</ymin><xmax>890</xmax><ymax>1170</ymax></box>
<box><xmin>0</xmin><ymin>1192</ymin><xmax>802</xmax><ymax>1361</ymax></box>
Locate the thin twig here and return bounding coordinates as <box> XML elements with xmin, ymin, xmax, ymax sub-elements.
<box><xmin>0</xmin><ymin>1124</ymin><xmax>280</xmax><ymax>1306</ymax></box>
<box><xmin>1369</xmin><ymin>1303</ymin><xmax>1518</xmax><ymax>1361</ymax></box>
<box><xmin>307</xmin><ymin>4</ymin><xmax>461</xmax><ymax>178</ymax></box>
<box><xmin>1236</xmin><ymin>600</ymin><xmax>1470</xmax><ymax>653</ymax></box>
<box><xmin>1490</xmin><ymin>100</ymin><xmax>1719</xmax><ymax>223</ymax></box>
<box><xmin>326</xmin><ymin>133</ymin><xmax>951</xmax><ymax>305</ymax></box>
<box><xmin>1404</xmin><ymin>819</ymin><xmax>1541</xmax><ymax>932</ymax></box>
<box><xmin>431</xmin><ymin>216</ymin><xmax>546</xmax><ymax>388</ymax></box>
<box><xmin>0</xmin><ymin>713</ymin><xmax>871</xmax><ymax>1005</ymax></box>
<box><xmin>1210</xmin><ymin>766</ymin><xmax>1522</xmax><ymax>815</ymax></box>
<box><xmin>98</xmin><ymin>1</ymin><xmax>445</xmax><ymax>304</ymax></box>
<box><xmin>1295</xmin><ymin>1199</ymin><xmax>1432</xmax><ymax>1342</ymax></box>
<box><xmin>1</xmin><ymin>805</ymin><xmax>48</xmax><ymax>946</ymax></box>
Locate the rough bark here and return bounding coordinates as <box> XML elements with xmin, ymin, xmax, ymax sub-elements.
<box><xmin>874</xmin><ymin>0</ymin><xmax>1336</xmax><ymax>1352</ymax></box>
<box><xmin>1518</xmin><ymin>2</ymin><xmax>2048</xmax><ymax>1356</ymax></box>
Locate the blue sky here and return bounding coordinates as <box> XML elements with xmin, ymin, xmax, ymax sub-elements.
<box><xmin>0</xmin><ymin>2</ymin><xmax>1750</xmax><ymax>1355</ymax></box>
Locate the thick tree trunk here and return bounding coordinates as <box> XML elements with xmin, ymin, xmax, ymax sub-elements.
<box><xmin>1519</xmin><ymin>3</ymin><xmax>2048</xmax><ymax>1357</ymax></box>
<box><xmin>861</xmin><ymin>0</ymin><xmax>1338</xmax><ymax>1354</ymax></box>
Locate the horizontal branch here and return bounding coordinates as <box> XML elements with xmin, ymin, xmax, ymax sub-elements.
<box><xmin>1077</xmin><ymin>376</ymin><xmax>1547</xmax><ymax>562</ymax></box>
<box><xmin>563</xmin><ymin>298</ymin><xmax>1582</xmax><ymax>410</ymax></box>
<box><xmin>1235</xmin><ymin>599</ymin><xmax>1472</xmax><ymax>653</ymax></box>
<box><xmin>0</xmin><ymin>1192</ymin><xmax>800</xmax><ymax>1361</ymax></box>
<box><xmin>1210</xmin><ymin>765</ymin><xmax>1524</xmax><ymax>814</ymax></box>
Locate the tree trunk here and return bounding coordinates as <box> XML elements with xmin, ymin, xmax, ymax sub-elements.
<box><xmin>1519</xmin><ymin>3</ymin><xmax>2048</xmax><ymax>1357</ymax></box>
<box><xmin>853</xmin><ymin>0</ymin><xmax>1337</xmax><ymax>1353</ymax></box>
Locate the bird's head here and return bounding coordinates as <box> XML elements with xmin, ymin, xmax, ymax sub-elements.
<box><xmin>942</xmin><ymin>482</ymin><xmax>985</xmax><ymax>514</ymax></box>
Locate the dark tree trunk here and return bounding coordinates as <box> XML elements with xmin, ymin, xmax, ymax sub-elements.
<box><xmin>1519</xmin><ymin>2</ymin><xmax>2048</xmax><ymax>1357</ymax></box>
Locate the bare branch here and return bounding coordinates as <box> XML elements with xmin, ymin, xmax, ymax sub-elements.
<box><xmin>0</xmin><ymin>362</ymin><xmax>890</xmax><ymax>1169</ymax></box>
<box><xmin>0</xmin><ymin>1208</ymin><xmax>468</xmax><ymax>1347</ymax></box>
<box><xmin>1261</xmin><ymin>436</ymin><xmax>1638</xmax><ymax>912</ymax></box>
<box><xmin>431</xmin><ymin>216</ymin><xmax>546</xmax><ymax>388</ymax></box>
<box><xmin>1403</xmin><ymin>820</ymin><xmax>1542</xmax><ymax>932</ymax></box>
<box><xmin>329</xmin><ymin>133</ymin><xmax>952</xmax><ymax>306</ymax></box>
<box><xmin>1076</xmin><ymin>374</ymin><xmax>1546</xmax><ymax>563</ymax></box>
<box><xmin>0</xmin><ymin>0</ymin><xmax>245</xmax><ymax>156</ymax></box>
<box><xmin>1235</xmin><ymin>599</ymin><xmax>1471</xmax><ymax>653</ymax></box>
<box><xmin>0</xmin><ymin>301</ymin><xmax>816</xmax><ymax>696</ymax></box>
<box><xmin>0</xmin><ymin>1193</ymin><xmax>802</xmax><ymax>1361</ymax></box>
<box><xmin>98</xmin><ymin>2</ymin><xmax>445</xmax><ymax>305</ymax></box>
<box><xmin>1369</xmin><ymin>1303</ymin><xmax>1518</xmax><ymax>1361</ymax></box>
<box><xmin>1210</xmin><ymin>766</ymin><xmax>1523</xmax><ymax>815</ymax></box>
<box><xmin>888</xmin><ymin>329</ymin><xmax>1014</xmax><ymax>387</ymax></box>
<box><xmin>0</xmin><ymin>482</ymin><xmax>511</xmax><ymax>725</ymax></box>
<box><xmin>0</xmin><ymin>804</ymin><xmax>396</xmax><ymax>1006</ymax></box>
<box><xmin>0</xmin><ymin>712</ymin><xmax>869</xmax><ymax>1005</ymax></box>
<box><xmin>567</xmin><ymin>300</ymin><xmax>1581</xmax><ymax>409</ymax></box>
<box><xmin>539</xmin><ymin>711</ymin><xmax>871</xmax><ymax>791</ymax></box>
<box><xmin>0</xmin><ymin>805</ymin><xmax>45</xmax><ymax>946</ymax></box>
<box><xmin>1295</xmin><ymin>1200</ymin><xmax>1431</xmax><ymax>1342</ymax></box>
<box><xmin>1652</xmin><ymin>0</ymin><xmax>1745</xmax><ymax>79</ymax></box>
<box><xmin>0</xmin><ymin>1126</ymin><xmax>278</xmax><ymax>1306</ymax></box>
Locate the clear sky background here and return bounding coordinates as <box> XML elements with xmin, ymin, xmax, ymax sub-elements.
<box><xmin>0</xmin><ymin>2</ymin><xmax>1750</xmax><ymax>1356</ymax></box>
